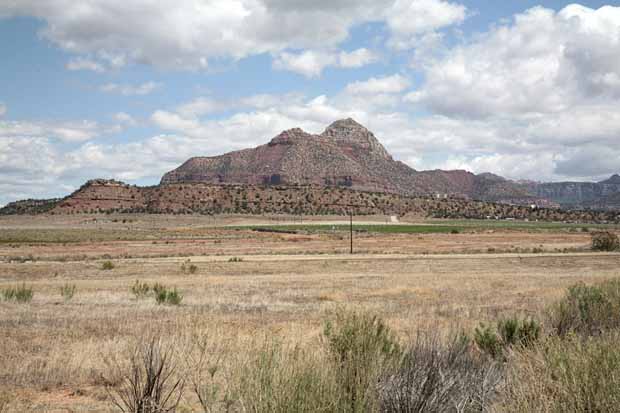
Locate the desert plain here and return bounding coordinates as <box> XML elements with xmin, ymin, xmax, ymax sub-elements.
<box><xmin>1</xmin><ymin>213</ymin><xmax>619</xmax><ymax>411</ymax></box>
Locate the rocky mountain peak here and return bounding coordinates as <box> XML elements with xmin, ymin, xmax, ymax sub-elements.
<box><xmin>321</xmin><ymin>118</ymin><xmax>391</xmax><ymax>160</ymax></box>
<box><xmin>268</xmin><ymin>127</ymin><xmax>313</xmax><ymax>146</ymax></box>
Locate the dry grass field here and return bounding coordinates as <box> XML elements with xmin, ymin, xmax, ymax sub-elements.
<box><xmin>1</xmin><ymin>214</ymin><xmax>619</xmax><ymax>411</ymax></box>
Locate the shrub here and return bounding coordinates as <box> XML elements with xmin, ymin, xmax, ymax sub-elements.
<box><xmin>181</xmin><ymin>261</ymin><xmax>198</xmax><ymax>274</ymax></box>
<box><xmin>234</xmin><ymin>340</ymin><xmax>341</xmax><ymax>412</ymax></box>
<box><xmin>155</xmin><ymin>286</ymin><xmax>183</xmax><ymax>306</ymax></box>
<box><xmin>3</xmin><ymin>284</ymin><xmax>34</xmax><ymax>303</ymax></box>
<box><xmin>228</xmin><ymin>257</ymin><xmax>243</xmax><ymax>262</ymax></box>
<box><xmin>474</xmin><ymin>324</ymin><xmax>502</xmax><ymax>359</ymax></box>
<box><xmin>591</xmin><ymin>231</ymin><xmax>620</xmax><ymax>251</ymax></box>
<box><xmin>450</xmin><ymin>229</ymin><xmax>460</xmax><ymax>234</ymax></box>
<box><xmin>379</xmin><ymin>332</ymin><xmax>501</xmax><ymax>412</ymax></box>
<box><xmin>104</xmin><ymin>338</ymin><xmax>184</xmax><ymax>413</ymax></box>
<box><xmin>547</xmin><ymin>279</ymin><xmax>620</xmax><ymax>337</ymax></box>
<box><xmin>474</xmin><ymin>316</ymin><xmax>541</xmax><ymax>358</ymax></box>
<box><xmin>497</xmin><ymin>317</ymin><xmax>541</xmax><ymax>348</ymax></box>
<box><xmin>152</xmin><ymin>283</ymin><xmax>166</xmax><ymax>297</ymax></box>
<box><xmin>101</xmin><ymin>260</ymin><xmax>115</xmax><ymax>270</ymax></box>
<box><xmin>60</xmin><ymin>283</ymin><xmax>77</xmax><ymax>301</ymax></box>
<box><xmin>131</xmin><ymin>280</ymin><xmax>150</xmax><ymax>299</ymax></box>
<box><xmin>500</xmin><ymin>333</ymin><xmax>620</xmax><ymax>412</ymax></box>
<box><xmin>323</xmin><ymin>310</ymin><xmax>401</xmax><ymax>412</ymax></box>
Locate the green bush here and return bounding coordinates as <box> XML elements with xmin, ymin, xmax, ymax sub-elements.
<box><xmin>228</xmin><ymin>257</ymin><xmax>243</xmax><ymax>262</ymax></box>
<box><xmin>155</xmin><ymin>286</ymin><xmax>183</xmax><ymax>306</ymax></box>
<box><xmin>474</xmin><ymin>324</ymin><xmax>503</xmax><ymax>359</ymax></box>
<box><xmin>60</xmin><ymin>283</ymin><xmax>77</xmax><ymax>301</ymax></box>
<box><xmin>101</xmin><ymin>260</ymin><xmax>115</xmax><ymax>270</ymax></box>
<box><xmin>3</xmin><ymin>284</ymin><xmax>34</xmax><ymax>303</ymax></box>
<box><xmin>131</xmin><ymin>280</ymin><xmax>150</xmax><ymax>299</ymax></box>
<box><xmin>234</xmin><ymin>341</ymin><xmax>341</xmax><ymax>412</ymax></box>
<box><xmin>591</xmin><ymin>231</ymin><xmax>620</xmax><ymax>251</ymax></box>
<box><xmin>474</xmin><ymin>316</ymin><xmax>541</xmax><ymax>358</ymax></box>
<box><xmin>501</xmin><ymin>333</ymin><xmax>620</xmax><ymax>412</ymax></box>
<box><xmin>152</xmin><ymin>283</ymin><xmax>165</xmax><ymax>297</ymax></box>
<box><xmin>323</xmin><ymin>310</ymin><xmax>400</xmax><ymax>412</ymax></box>
<box><xmin>548</xmin><ymin>279</ymin><xmax>620</xmax><ymax>337</ymax></box>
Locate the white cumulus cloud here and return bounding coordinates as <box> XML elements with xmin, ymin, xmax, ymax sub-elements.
<box><xmin>273</xmin><ymin>48</ymin><xmax>377</xmax><ymax>77</ymax></box>
<box><xmin>100</xmin><ymin>82</ymin><xmax>161</xmax><ymax>96</ymax></box>
<box><xmin>345</xmin><ymin>74</ymin><xmax>410</xmax><ymax>95</ymax></box>
<box><xmin>0</xmin><ymin>0</ymin><xmax>466</xmax><ymax>71</ymax></box>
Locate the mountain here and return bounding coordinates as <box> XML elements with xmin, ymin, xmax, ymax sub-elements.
<box><xmin>161</xmin><ymin>119</ymin><xmax>420</xmax><ymax>195</ymax></box>
<box><xmin>162</xmin><ymin>118</ymin><xmax>619</xmax><ymax>209</ymax></box>
<box><xmin>161</xmin><ymin>118</ymin><xmax>540</xmax><ymax>203</ymax></box>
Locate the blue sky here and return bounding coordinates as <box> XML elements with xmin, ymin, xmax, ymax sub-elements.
<box><xmin>1</xmin><ymin>1</ymin><xmax>619</xmax><ymax>205</ymax></box>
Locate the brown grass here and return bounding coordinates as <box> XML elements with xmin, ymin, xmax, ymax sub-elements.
<box><xmin>0</xmin><ymin>214</ymin><xmax>619</xmax><ymax>411</ymax></box>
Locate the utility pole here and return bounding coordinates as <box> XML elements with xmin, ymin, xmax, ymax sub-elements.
<box><xmin>350</xmin><ymin>210</ymin><xmax>353</xmax><ymax>254</ymax></box>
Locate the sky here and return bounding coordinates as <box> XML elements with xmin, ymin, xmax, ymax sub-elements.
<box><xmin>0</xmin><ymin>0</ymin><xmax>619</xmax><ymax>205</ymax></box>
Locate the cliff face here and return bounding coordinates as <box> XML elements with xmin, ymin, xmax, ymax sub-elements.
<box><xmin>161</xmin><ymin>119</ymin><xmax>420</xmax><ymax>194</ymax></box>
<box><xmin>160</xmin><ymin>118</ymin><xmax>538</xmax><ymax>201</ymax></box>
<box><xmin>528</xmin><ymin>181</ymin><xmax>620</xmax><ymax>207</ymax></box>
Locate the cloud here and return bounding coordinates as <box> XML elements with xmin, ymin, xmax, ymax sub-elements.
<box><xmin>0</xmin><ymin>103</ymin><xmax>6</xmax><ymax>117</ymax></box>
<box><xmin>345</xmin><ymin>74</ymin><xmax>410</xmax><ymax>95</ymax></box>
<box><xmin>395</xmin><ymin>4</ymin><xmax>620</xmax><ymax>181</ymax></box>
<box><xmin>406</xmin><ymin>5</ymin><xmax>620</xmax><ymax>118</ymax></box>
<box><xmin>100</xmin><ymin>82</ymin><xmax>161</xmax><ymax>96</ymax></box>
<box><xmin>113</xmin><ymin>112</ymin><xmax>137</xmax><ymax>126</ymax></box>
<box><xmin>273</xmin><ymin>48</ymin><xmax>377</xmax><ymax>77</ymax></box>
<box><xmin>0</xmin><ymin>120</ymin><xmax>102</xmax><ymax>143</ymax></box>
<box><xmin>66</xmin><ymin>57</ymin><xmax>105</xmax><ymax>73</ymax></box>
<box><xmin>385</xmin><ymin>0</ymin><xmax>467</xmax><ymax>50</ymax></box>
<box><xmin>337</xmin><ymin>48</ymin><xmax>378</xmax><ymax>68</ymax></box>
<box><xmin>0</xmin><ymin>0</ymin><xmax>465</xmax><ymax>71</ymax></box>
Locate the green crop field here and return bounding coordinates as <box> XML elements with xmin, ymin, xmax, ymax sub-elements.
<box><xmin>234</xmin><ymin>220</ymin><xmax>619</xmax><ymax>234</ymax></box>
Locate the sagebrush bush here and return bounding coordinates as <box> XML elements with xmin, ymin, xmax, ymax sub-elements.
<box><xmin>131</xmin><ymin>280</ymin><xmax>150</xmax><ymax>299</ymax></box>
<box><xmin>474</xmin><ymin>316</ymin><xmax>541</xmax><ymax>358</ymax></box>
<box><xmin>591</xmin><ymin>231</ymin><xmax>620</xmax><ymax>251</ymax></box>
<box><xmin>104</xmin><ymin>338</ymin><xmax>184</xmax><ymax>413</ymax></box>
<box><xmin>323</xmin><ymin>310</ymin><xmax>401</xmax><ymax>412</ymax></box>
<box><xmin>3</xmin><ymin>284</ymin><xmax>34</xmax><ymax>303</ymax></box>
<box><xmin>547</xmin><ymin>279</ymin><xmax>620</xmax><ymax>337</ymax></box>
<box><xmin>101</xmin><ymin>260</ymin><xmax>115</xmax><ymax>270</ymax></box>
<box><xmin>59</xmin><ymin>283</ymin><xmax>77</xmax><ymax>301</ymax></box>
<box><xmin>228</xmin><ymin>257</ymin><xmax>243</xmax><ymax>262</ymax></box>
<box><xmin>234</xmin><ymin>340</ymin><xmax>341</xmax><ymax>413</ymax></box>
<box><xmin>501</xmin><ymin>332</ymin><xmax>620</xmax><ymax>412</ymax></box>
<box><xmin>152</xmin><ymin>283</ymin><xmax>165</xmax><ymax>296</ymax></box>
<box><xmin>379</xmin><ymin>332</ymin><xmax>501</xmax><ymax>413</ymax></box>
<box><xmin>155</xmin><ymin>286</ymin><xmax>183</xmax><ymax>306</ymax></box>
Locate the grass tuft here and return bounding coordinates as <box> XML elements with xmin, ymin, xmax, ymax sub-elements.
<box><xmin>59</xmin><ymin>283</ymin><xmax>77</xmax><ymax>302</ymax></box>
<box><xmin>3</xmin><ymin>283</ymin><xmax>34</xmax><ymax>303</ymax></box>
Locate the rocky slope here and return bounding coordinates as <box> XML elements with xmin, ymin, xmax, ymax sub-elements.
<box><xmin>31</xmin><ymin>179</ymin><xmax>619</xmax><ymax>223</ymax></box>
